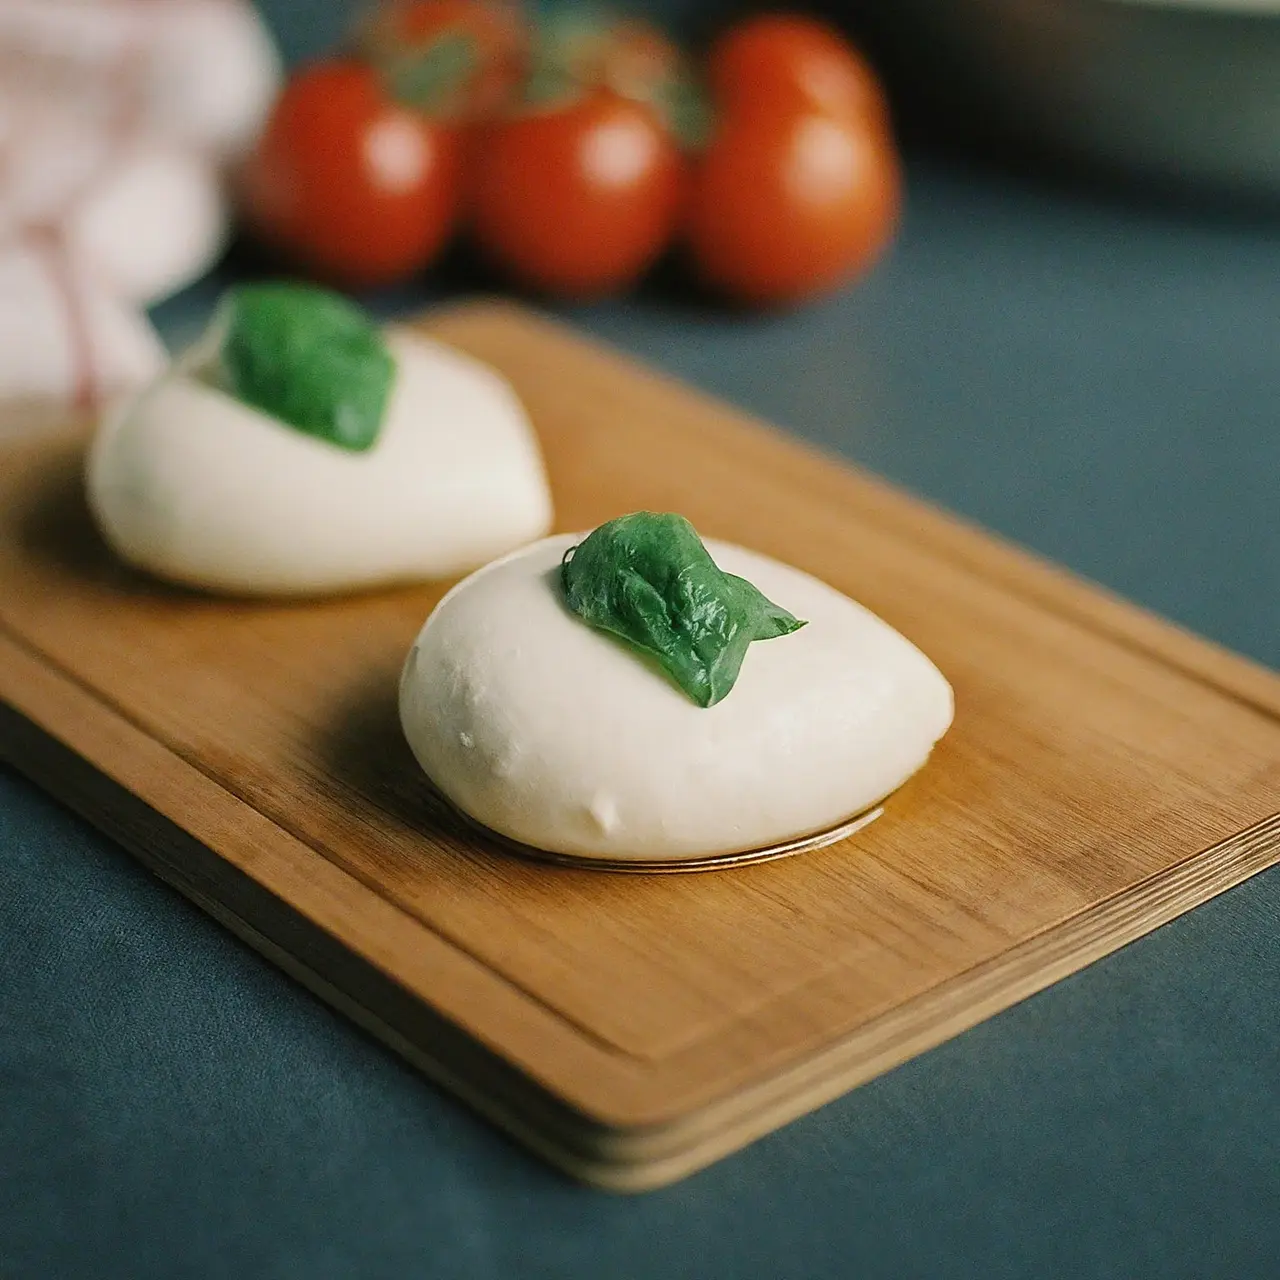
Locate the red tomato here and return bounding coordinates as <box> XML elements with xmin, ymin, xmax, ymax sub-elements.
<box><xmin>357</xmin><ymin>0</ymin><xmax>527</xmax><ymax>120</ymax></box>
<box><xmin>471</xmin><ymin>91</ymin><xmax>685</xmax><ymax>297</ymax></box>
<box><xmin>686</xmin><ymin>106</ymin><xmax>900</xmax><ymax>306</ymax></box>
<box><xmin>706</xmin><ymin>14</ymin><xmax>890</xmax><ymax>126</ymax></box>
<box><xmin>240</xmin><ymin>60</ymin><xmax>463</xmax><ymax>288</ymax></box>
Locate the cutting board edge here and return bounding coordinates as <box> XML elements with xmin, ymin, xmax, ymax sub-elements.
<box><xmin>6</xmin><ymin>299</ymin><xmax>1280</xmax><ymax>1188</ymax></box>
<box><xmin>6</xmin><ymin>636</ymin><xmax>1280</xmax><ymax>1190</ymax></box>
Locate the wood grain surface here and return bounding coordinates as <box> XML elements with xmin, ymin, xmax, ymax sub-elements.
<box><xmin>3</xmin><ymin>300</ymin><xmax>1280</xmax><ymax>1189</ymax></box>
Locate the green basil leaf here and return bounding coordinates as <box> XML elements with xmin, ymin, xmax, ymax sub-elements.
<box><xmin>218</xmin><ymin>282</ymin><xmax>394</xmax><ymax>453</ymax></box>
<box><xmin>560</xmin><ymin>512</ymin><xmax>806</xmax><ymax>707</ymax></box>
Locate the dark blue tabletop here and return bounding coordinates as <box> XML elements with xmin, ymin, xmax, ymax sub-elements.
<box><xmin>4</xmin><ymin>3</ymin><xmax>1280</xmax><ymax>1276</ymax></box>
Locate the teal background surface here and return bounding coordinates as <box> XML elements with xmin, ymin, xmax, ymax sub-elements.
<box><xmin>4</xmin><ymin>2</ymin><xmax>1280</xmax><ymax>1276</ymax></box>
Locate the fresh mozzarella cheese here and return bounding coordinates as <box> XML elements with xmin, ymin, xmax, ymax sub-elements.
<box><xmin>86</xmin><ymin>328</ymin><xmax>554</xmax><ymax>596</ymax></box>
<box><xmin>399</xmin><ymin>534</ymin><xmax>954</xmax><ymax>862</ymax></box>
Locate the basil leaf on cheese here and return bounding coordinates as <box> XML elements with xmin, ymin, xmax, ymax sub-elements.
<box><xmin>560</xmin><ymin>512</ymin><xmax>806</xmax><ymax>707</ymax></box>
<box><xmin>219</xmin><ymin>282</ymin><xmax>394</xmax><ymax>452</ymax></box>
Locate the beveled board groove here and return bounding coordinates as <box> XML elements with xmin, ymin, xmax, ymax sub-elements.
<box><xmin>3</xmin><ymin>299</ymin><xmax>1279</xmax><ymax>1188</ymax></box>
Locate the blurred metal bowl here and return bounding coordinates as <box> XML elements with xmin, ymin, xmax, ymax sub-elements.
<box><xmin>878</xmin><ymin>0</ymin><xmax>1280</xmax><ymax>201</ymax></box>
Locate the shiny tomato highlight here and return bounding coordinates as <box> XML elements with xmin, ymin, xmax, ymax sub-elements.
<box><xmin>686</xmin><ymin>105</ymin><xmax>900</xmax><ymax>306</ymax></box>
<box><xmin>472</xmin><ymin>91</ymin><xmax>685</xmax><ymax>297</ymax></box>
<box><xmin>240</xmin><ymin>60</ymin><xmax>463</xmax><ymax>288</ymax></box>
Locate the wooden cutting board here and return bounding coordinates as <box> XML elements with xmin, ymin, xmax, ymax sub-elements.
<box><xmin>3</xmin><ymin>300</ymin><xmax>1280</xmax><ymax>1191</ymax></box>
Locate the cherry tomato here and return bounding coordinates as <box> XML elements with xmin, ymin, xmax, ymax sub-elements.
<box><xmin>706</xmin><ymin>14</ymin><xmax>890</xmax><ymax>126</ymax></box>
<box><xmin>240</xmin><ymin>60</ymin><xmax>463</xmax><ymax>288</ymax></box>
<box><xmin>357</xmin><ymin>0</ymin><xmax>527</xmax><ymax>121</ymax></box>
<box><xmin>686</xmin><ymin>106</ymin><xmax>900</xmax><ymax>306</ymax></box>
<box><xmin>472</xmin><ymin>91</ymin><xmax>684</xmax><ymax>297</ymax></box>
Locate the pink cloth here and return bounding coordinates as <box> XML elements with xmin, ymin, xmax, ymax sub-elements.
<box><xmin>0</xmin><ymin>0</ymin><xmax>280</xmax><ymax>419</ymax></box>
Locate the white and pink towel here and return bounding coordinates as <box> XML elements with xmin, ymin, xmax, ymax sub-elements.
<box><xmin>0</xmin><ymin>0</ymin><xmax>280</xmax><ymax>425</ymax></box>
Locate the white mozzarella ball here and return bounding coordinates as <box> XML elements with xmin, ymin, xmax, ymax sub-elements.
<box><xmin>400</xmin><ymin>534</ymin><xmax>954</xmax><ymax>862</ymax></box>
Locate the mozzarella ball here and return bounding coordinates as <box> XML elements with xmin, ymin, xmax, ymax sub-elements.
<box><xmin>86</xmin><ymin>329</ymin><xmax>554</xmax><ymax>596</ymax></box>
<box><xmin>400</xmin><ymin>534</ymin><xmax>954</xmax><ymax>862</ymax></box>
